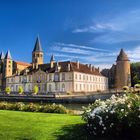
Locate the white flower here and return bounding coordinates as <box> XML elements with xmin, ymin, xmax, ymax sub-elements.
<box><xmin>93</xmin><ymin>127</ymin><xmax>96</xmax><ymax>130</ymax></box>
<box><xmin>138</xmin><ymin>115</ymin><xmax>140</xmax><ymax>118</ymax></box>
<box><xmin>102</xmin><ymin>130</ymin><xmax>104</xmax><ymax>134</ymax></box>
<box><xmin>103</xmin><ymin>127</ymin><xmax>106</xmax><ymax>130</ymax></box>
<box><xmin>106</xmin><ymin>116</ymin><xmax>109</xmax><ymax>119</ymax></box>
<box><xmin>121</xmin><ymin>109</ymin><xmax>124</xmax><ymax>112</ymax></box>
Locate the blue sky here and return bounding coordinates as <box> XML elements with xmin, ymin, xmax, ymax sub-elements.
<box><xmin>1</xmin><ymin>0</ymin><xmax>140</xmax><ymax>69</ymax></box>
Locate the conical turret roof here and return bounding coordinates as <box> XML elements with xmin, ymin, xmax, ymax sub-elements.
<box><xmin>50</xmin><ymin>54</ymin><xmax>55</xmax><ymax>62</ymax></box>
<box><xmin>0</xmin><ymin>52</ymin><xmax>5</xmax><ymax>59</ymax></box>
<box><xmin>5</xmin><ymin>50</ymin><xmax>12</xmax><ymax>59</ymax></box>
<box><xmin>117</xmin><ymin>49</ymin><xmax>129</xmax><ymax>61</ymax></box>
<box><xmin>33</xmin><ymin>36</ymin><xmax>43</xmax><ymax>52</ymax></box>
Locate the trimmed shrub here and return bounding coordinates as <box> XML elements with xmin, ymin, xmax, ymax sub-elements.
<box><xmin>33</xmin><ymin>86</ymin><xmax>39</xmax><ymax>95</ymax></box>
<box><xmin>82</xmin><ymin>93</ymin><xmax>140</xmax><ymax>138</ymax></box>
<box><xmin>18</xmin><ymin>86</ymin><xmax>24</xmax><ymax>94</ymax></box>
<box><xmin>5</xmin><ymin>87</ymin><xmax>11</xmax><ymax>94</ymax></box>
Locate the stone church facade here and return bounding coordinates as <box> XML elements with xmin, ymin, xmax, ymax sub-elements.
<box><xmin>0</xmin><ymin>37</ymin><xmax>108</xmax><ymax>93</ymax></box>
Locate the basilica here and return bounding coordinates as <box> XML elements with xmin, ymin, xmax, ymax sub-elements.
<box><xmin>0</xmin><ymin>37</ymin><xmax>108</xmax><ymax>93</ymax></box>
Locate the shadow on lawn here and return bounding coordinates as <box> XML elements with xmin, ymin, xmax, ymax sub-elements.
<box><xmin>55</xmin><ymin>124</ymin><xmax>112</xmax><ymax>140</ymax></box>
<box><xmin>55</xmin><ymin>124</ymin><xmax>140</xmax><ymax>140</ymax></box>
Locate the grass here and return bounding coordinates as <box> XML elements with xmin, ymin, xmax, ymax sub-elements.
<box><xmin>0</xmin><ymin>110</ymin><xmax>86</xmax><ymax>140</ymax></box>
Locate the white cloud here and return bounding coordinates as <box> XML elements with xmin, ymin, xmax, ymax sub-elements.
<box><xmin>127</xmin><ymin>46</ymin><xmax>140</xmax><ymax>62</ymax></box>
<box><xmin>72</xmin><ymin>23</ymin><xmax>121</xmax><ymax>33</ymax></box>
<box><xmin>54</xmin><ymin>42</ymin><xmax>110</xmax><ymax>52</ymax></box>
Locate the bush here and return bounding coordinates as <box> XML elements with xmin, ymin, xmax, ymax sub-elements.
<box><xmin>33</xmin><ymin>86</ymin><xmax>39</xmax><ymax>95</ymax></box>
<box><xmin>5</xmin><ymin>87</ymin><xmax>11</xmax><ymax>94</ymax></box>
<box><xmin>18</xmin><ymin>86</ymin><xmax>24</xmax><ymax>94</ymax></box>
<box><xmin>0</xmin><ymin>102</ymin><xmax>68</xmax><ymax>114</ymax></box>
<box><xmin>82</xmin><ymin>93</ymin><xmax>140</xmax><ymax>138</ymax></box>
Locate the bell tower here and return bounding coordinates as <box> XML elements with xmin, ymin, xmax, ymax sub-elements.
<box><xmin>32</xmin><ymin>36</ymin><xmax>44</xmax><ymax>69</ymax></box>
<box><xmin>4</xmin><ymin>50</ymin><xmax>13</xmax><ymax>77</ymax></box>
<box><xmin>115</xmin><ymin>49</ymin><xmax>131</xmax><ymax>89</ymax></box>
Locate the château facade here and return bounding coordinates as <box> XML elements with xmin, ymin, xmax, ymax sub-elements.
<box><xmin>0</xmin><ymin>37</ymin><xmax>108</xmax><ymax>93</ymax></box>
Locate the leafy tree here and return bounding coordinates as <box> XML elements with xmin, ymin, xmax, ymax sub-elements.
<box><xmin>33</xmin><ymin>86</ymin><xmax>39</xmax><ymax>95</ymax></box>
<box><xmin>18</xmin><ymin>86</ymin><xmax>24</xmax><ymax>94</ymax></box>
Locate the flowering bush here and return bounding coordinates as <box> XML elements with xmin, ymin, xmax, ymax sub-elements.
<box><xmin>82</xmin><ymin>94</ymin><xmax>140</xmax><ymax>138</ymax></box>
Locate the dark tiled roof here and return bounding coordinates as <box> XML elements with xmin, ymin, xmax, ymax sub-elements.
<box><xmin>117</xmin><ymin>49</ymin><xmax>129</xmax><ymax>61</ymax></box>
<box><xmin>5</xmin><ymin>50</ymin><xmax>12</xmax><ymax>59</ymax></box>
<box><xmin>10</xmin><ymin>61</ymin><xmax>103</xmax><ymax>77</ymax></box>
<box><xmin>33</xmin><ymin>36</ymin><xmax>43</xmax><ymax>52</ymax></box>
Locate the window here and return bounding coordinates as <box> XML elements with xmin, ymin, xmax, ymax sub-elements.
<box><xmin>90</xmin><ymin>76</ymin><xmax>92</xmax><ymax>81</ymax></box>
<box><xmin>49</xmin><ymin>84</ymin><xmax>52</xmax><ymax>92</ymax></box>
<box><xmin>75</xmin><ymin>74</ymin><xmax>77</xmax><ymax>80</ymax></box>
<box><xmin>49</xmin><ymin>74</ymin><xmax>52</xmax><ymax>81</ymax></box>
<box><xmin>83</xmin><ymin>75</ymin><xmax>85</xmax><ymax>81</ymax></box>
<box><xmin>79</xmin><ymin>74</ymin><xmax>81</xmax><ymax>80</ymax></box>
<box><xmin>54</xmin><ymin>73</ymin><xmax>59</xmax><ymax>81</ymax></box>
<box><xmin>28</xmin><ymin>85</ymin><xmax>30</xmax><ymax>91</ymax></box>
<box><xmin>55</xmin><ymin>83</ymin><xmax>58</xmax><ymax>91</ymax></box>
<box><xmin>75</xmin><ymin>84</ymin><xmax>78</xmax><ymax>90</ymax></box>
<box><xmin>62</xmin><ymin>84</ymin><xmax>65</xmax><ymax>92</ymax></box>
<box><xmin>80</xmin><ymin>84</ymin><xmax>82</xmax><ymax>90</ymax></box>
<box><xmin>62</xmin><ymin>73</ymin><xmax>65</xmax><ymax>81</ymax></box>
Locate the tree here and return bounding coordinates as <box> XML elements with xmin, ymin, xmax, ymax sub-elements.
<box><xmin>33</xmin><ymin>86</ymin><xmax>39</xmax><ymax>95</ymax></box>
<box><xmin>5</xmin><ymin>87</ymin><xmax>11</xmax><ymax>94</ymax></box>
<box><xmin>18</xmin><ymin>86</ymin><xmax>24</xmax><ymax>94</ymax></box>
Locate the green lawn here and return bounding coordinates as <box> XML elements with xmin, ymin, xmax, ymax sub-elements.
<box><xmin>0</xmin><ymin>110</ymin><xmax>86</xmax><ymax>140</ymax></box>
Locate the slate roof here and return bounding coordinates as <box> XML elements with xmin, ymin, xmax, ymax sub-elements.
<box><xmin>5</xmin><ymin>50</ymin><xmax>12</xmax><ymax>59</ymax></box>
<box><xmin>117</xmin><ymin>49</ymin><xmax>129</xmax><ymax>61</ymax></box>
<box><xmin>33</xmin><ymin>36</ymin><xmax>43</xmax><ymax>52</ymax></box>
<box><xmin>0</xmin><ymin>52</ymin><xmax>5</xmax><ymax>59</ymax></box>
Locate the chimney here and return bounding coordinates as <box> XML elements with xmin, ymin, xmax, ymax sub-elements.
<box><xmin>77</xmin><ymin>61</ymin><xmax>79</xmax><ymax>69</ymax></box>
<box><xmin>92</xmin><ymin>66</ymin><xmax>95</xmax><ymax>72</ymax></box>
<box><xmin>89</xmin><ymin>64</ymin><xmax>92</xmax><ymax>71</ymax></box>
<box><xmin>68</xmin><ymin>63</ymin><xmax>71</xmax><ymax>71</ymax></box>
<box><xmin>98</xmin><ymin>67</ymin><xmax>100</xmax><ymax>72</ymax></box>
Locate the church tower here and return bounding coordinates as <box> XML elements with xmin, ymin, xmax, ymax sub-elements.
<box><xmin>32</xmin><ymin>36</ymin><xmax>44</xmax><ymax>69</ymax></box>
<box><xmin>115</xmin><ymin>49</ymin><xmax>131</xmax><ymax>89</ymax></box>
<box><xmin>4</xmin><ymin>50</ymin><xmax>13</xmax><ymax>77</ymax></box>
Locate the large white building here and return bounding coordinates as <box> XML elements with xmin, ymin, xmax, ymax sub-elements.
<box><xmin>5</xmin><ymin>37</ymin><xmax>108</xmax><ymax>93</ymax></box>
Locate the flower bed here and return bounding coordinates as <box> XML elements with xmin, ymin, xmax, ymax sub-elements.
<box><xmin>0</xmin><ymin>102</ymin><xmax>67</xmax><ymax>114</ymax></box>
<box><xmin>82</xmin><ymin>93</ymin><xmax>140</xmax><ymax>138</ymax></box>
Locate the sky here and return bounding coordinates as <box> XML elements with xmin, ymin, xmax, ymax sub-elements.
<box><xmin>1</xmin><ymin>0</ymin><xmax>140</xmax><ymax>69</ymax></box>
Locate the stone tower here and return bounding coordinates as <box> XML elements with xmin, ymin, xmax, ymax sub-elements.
<box><xmin>115</xmin><ymin>49</ymin><xmax>131</xmax><ymax>89</ymax></box>
<box><xmin>4</xmin><ymin>50</ymin><xmax>13</xmax><ymax>77</ymax></box>
<box><xmin>32</xmin><ymin>36</ymin><xmax>44</xmax><ymax>69</ymax></box>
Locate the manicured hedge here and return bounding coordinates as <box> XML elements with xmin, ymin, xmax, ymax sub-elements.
<box><xmin>0</xmin><ymin>102</ymin><xmax>67</xmax><ymax>114</ymax></box>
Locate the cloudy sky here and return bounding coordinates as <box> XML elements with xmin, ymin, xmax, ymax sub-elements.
<box><xmin>0</xmin><ymin>0</ymin><xmax>140</xmax><ymax>69</ymax></box>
